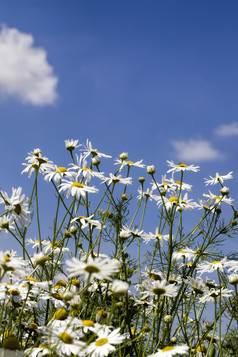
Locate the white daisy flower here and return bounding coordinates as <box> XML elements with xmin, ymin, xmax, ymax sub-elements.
<box><xmin>59</xmin><ymin>179</ymin><xmax>98</xmax><ymax>199</ymax></box>
<box><xmin>64</xmin><ymin>139</ymin><xmax>81</xmax><ymax>151</ymax></box>
<box><xmin>157</xmin><ymin>192</ymin><xmax>198</xmax><ymax>211</ymax></box>
<box><xmin>203</xmin><ymin>191</ymin><xmax>233</xmax><ymax>206</ymax></box>
<box><xmin>147</xmin><ymin>344</ymin><xmax>189</xmax><ymax>356</ymax></box>
<box><xmin>81</xmin><ymin>139</ymin><xmax>112</xmax><ymax>160</ymax></box>
<box><xmin>102</xmin><ymin>173</ymin><xmax>132</xmax><ymax>186</ymax></box>
<box><xmin>44</xmin><ymin>165</ymin><xmax>75</xmax><ymax>183</ymax></box>
<box><xmin>66</xmin><ymin>256</ymin><xmax>121</xmax><ymax>281</ymax></box>
<box><xmin>86</xmin><ymin>326</ymin><xmax>125</xmax><ymax>357</ymax></box>
<box><xmin>172</xmin><ymin>248</ymin><xmax>197</xmax><ymax>261</ymax></box>
<box><xmin>0</xmin><ymin>215</ymin><xmax>15</xmax><ymax>232</ymax></box>
<box><xmin>141</xmin><ymin>228</ymin><xmax>169</xmax><ymax>246</ymax></box>
<box><xmin>71</xmin><ymin>215</ymin><xmax>103</xmax><ymax>230</ymax></box>
<box><xmin>151</xmin><ymin>175</ymin><xmax>173</xmax><ymax>192</ymax></box>
<box><xmin>167</xmin><ymin>161</ymin><xmax>200</xmax><ymax>174</ymax></box>
<box><xmin>22</xmin><ymin>149</ymin><xmax>54</xmax><ymax>178</ymax></box>
<box><xmin>196</xmin><ymin>257</ymin><xmax>231</xmax><ymax>275</ymax></box>
<box><xmin>114</xmin><ymin>157</ymin><xmax>145</xmax><ymax>171</ymax></box>
<box><xmin>137</xmin><ymin>188</ymin><xmax>160</xmax><ymax>201</ymax></box>
<box><xmin>1</xmin><ymin>187</ymin><xmax>30</xmax><ymax>228</ymax></box>
<box><xmin>204</xmin><ymin>171</ymin><xmax>233</xmax><ymax>185</ymax></box>
<box><xmin>119</xmin><ymin>226</ymin><xmax>144</xmax><ymax>239</ymax></box>
<box><xmin>141</xmin><ymin>279</ymin><xmax>178</xmax><ymax>299</ymax></box>
<box><xmin>199</xmin><ymin>287</ymin><xmax>233</xmax><ymax>303</ymax></box>
<box><xmin>70</xmin><ymin>154</ymin><xmax>105</xmax><ymax>183</ymax></box>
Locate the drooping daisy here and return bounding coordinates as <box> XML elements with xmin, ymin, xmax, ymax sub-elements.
<box><xmin>167</xmin><ymin>161</ymin><xmax>200</xmax><ymax>174</ymax></box>
<box><xmin>204</xmin><ymin>171</ymin><xmax>233</xmax><ymax>186</ymax></box>
<box><xmin>1</xmin><ymin>187</ymin><xmax>30</xmax><ymax>228</ymax></box>
<box><xmin>119</xmin><ymin>226</ymin><xmax>144</xmax><ymax>239</ymax></box>
<box><xmin>81</xmin><ymin>139</ymin><xmax>112</xmax><ymax>160</ymax></box>
<box><xmin>86</xmin><ymin>326</ymin><xmax>125</xmax><ymax>357</ymax></box>
<box><xmin>147</xmin><ymin>344</ymin><xmax>189</xmax><ymax>356</ymax></box>
<box><xmin>0</xmin><ymin>215</ymin><xmax>15</xmax><ymax>232</ymax></box>
<box><xmin>102</xmin><ymin>173</ymin><xmax>132</xmax><ymax>186</ymax></box>
<box><xmin>59</xmin><ymin>179</ymin><xmax>98</xmax><ymax>199</ymax></box>
<box><xmin>66</xmin><ymin>256</ymin><xmax>121</xmax><ymax>281</ymax></box>
<box><xmin>22</xmin><ymin>149</ymin><xmax>54</xmax><ymax>178</ymax></box>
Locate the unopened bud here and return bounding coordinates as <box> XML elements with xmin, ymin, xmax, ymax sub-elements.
<box><xmin>147</xmin><ymin>165</ymin><xmax>156</xmax><ymax>175</ymax></box>
<box><xmin>119</xmin><ymin>152</ymin><xmax>128</xmax><ymax>161</ymax></box>
<box><xmin>163</xmin><ymin>315</ymin><xmax>173</xmax><ymax>324</ymax></box>
<box><xmin>69</xmin><ymin>225</ymin><xmax>77</xmax><ymax>234</ymax></box>
<box><xmin>64</xmin><ymin>230</ymin><xmax>72</xmax><ymax>238</ymax></box>
<box><xmin>231</xmin><ymin>219</ymin><xmax>238</xmax><ymax>227</ymax></box>
<box><xmin>62</xmin><ymin>291</ymin><xmax>74</xmax><ymax>301</ymax></box>
<box><xmin>121</xmin><ymin>193</ymin><xmax>129</xmax><ymax>201</ymax></box>
<box><xmin>220</xmin><ymin>186</ymin><xmax>229</xmax><ymax>196</ymax></box>
<box><xmin>138</xmin><ymin>177</ymin><xmax>145</xmax><ymax>184</ymax></box>
<box><xmin>92</xmin><ymin>157</ymin><xmax>101</xmax><ymax>166</ymax></box>
<box><xmin>170</xmin><ymin>337</ymin><xmax>177</xmax><ymax>344</ymax></box>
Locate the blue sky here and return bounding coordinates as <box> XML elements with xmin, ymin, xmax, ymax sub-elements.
<box><xmin>0</xmin><ymin>1</ymin><xmax>237</xmax><ymax>251</ymax></box>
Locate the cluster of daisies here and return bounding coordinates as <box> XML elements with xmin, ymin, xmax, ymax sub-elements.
<box><xmin>0</xmin><ymin>139</ymin><xmax>237</xmax><ymax>356</ymax></box>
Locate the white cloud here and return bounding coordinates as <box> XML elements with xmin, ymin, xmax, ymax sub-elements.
<box><xmin>214</xmin><ymin>122</ymin><xmax>238</xmax><ymax>136</ymax></box>
<box><xmin>0</xmin><ymin>26</ymin><xmax>58</xmax><ymax>105</ymax></box>
<box><xmin>171</xmin><ymin>139</ymin><xmax>222</xmax><ymax>162</ymax></box>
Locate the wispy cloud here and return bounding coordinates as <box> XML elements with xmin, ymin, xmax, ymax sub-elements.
<box><xmin>214</xmin><ymin>122</ymin><xmax>238</xmax><ymax>136</ymax></box>
<box><xmin>171</xmin><ymin>139</ymin><xmax>222</xmax><ymax>162</ymax></box>
<box><xmin>0</xmin><ymin>26</ymin><xmax>58</xmax><ymax>105</ymax></box>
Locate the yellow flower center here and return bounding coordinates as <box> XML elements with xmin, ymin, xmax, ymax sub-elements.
<box><xmin>56</xmin><ymin>280</ymin><xmax>67</xmax><ymax>287</ymax></box>
<box><xmin>214</xmin><ymin>196</ymin><xmax>221</xmax><ymax>200</ymax></box>
<box><xmin>26</xmin><ymin>277</ymin><xmax>38</xmax><ymax>282</ymax></box>
<box><xmin>72</xmin><ymin>182</ymin><xmax>84</xmax><ymax>188</ymax></box>
<box><xmin>50</xmin><ymin>241</ymin><xmax>61</xmax><ymax>247</ymax></box>
<box><xmin>53</xmin><ymin>309</ymin><xmax>68</xmax><ymax>320</ymax></box>
<box><xmin>9</xmin><ymin>289</ymin><xmax>20</xmax><ymax>296</ymax></box>
<box><xmin>84</xmin><ymin>265</ymin><xmax>100</xmax><ymax>274</ymax></box>
<box><xmin>125</xmin><ymin>160</ymin><xmax>134</xmax><ymax>165</ymax></box>
<box><xmin>187</xmin><ymin>262</ymin><xmax>193</xmax><ymax>266</ymax></box>
<box><xmin>3</xmin><ymin>337</ymin><xmax>21</xmax><ymax>350</ymax></box>
<box><xmin>179</xmin><ymin>250</ymin><xmax>187</xmax><ymax>254</ymax></box>
<box><xmin>162</xmin><ymin>346</ymin><xmax>174</xmax><ymax>352</ymax></box>
<box><xmin>95</xmin><ymin>338</ymin><xmax>108</xmax><ymax>346</ymax></box>
<box><xmin>178</xmin><ymin>163</ymin><xmax>188</xmax><ymax>167</ymax></box>
<box><xmin>56</xmin><ymin>167</ymin><xmax>67</xmax><ymax>173</ymax></box>
<box><xmin>52</xmin><ymin>293</ymin><xmax>63</xmax><ymax>300</ymax></box>
<box><xmin>14</xmin><ymin>204</ymin><xmax>22</xmax><ymax>215</ymax></box>
<box><xmin>83</xmin><ymin>320</ymin><xmax>94</xmax><ymax>327</ymax></box>
<box><xmin>82</xmin><ymin>167</ymin><xmax>91</xmax><ymax>171</ymax></box>
<box><xmin>175</xmin><ymin>181</ymin><xmax>182</xmax><ymax>185</ymax></box>
<box><xmin>59</xmin><ymin>332</ymin><xmax>73</xmax><ymax>344</ymax></box>
<box><xmin>72</xmin><ymin>279</ymin><xmax>80</xmax><ymax>287</ymax></box>
<box><xmin>168</xmin><ymin>197</ymin><xmax>178</xmax><ymax>203</ymax></box>
<box><xmin>152</xmin><ymin>287</ymin><xmax>166</xmax><ymax>295</ymax></box>
<box><xmin>4</xmin><ymin>255</ymin><xmax>11</xmax><ymax>262</ymax></box>
<box><xmin>28</xmin><ymin>322</ymin><xmax>38</xmax><ymax>330</ymax></box>
<box><xmin>212</xmin><ymin>261</ymin><xmax>220</xmax><ymax>264</ymax></box>
<box><xmin>97</xmin><ymin>309</ymin><xmax>107</xmax><ymax>317</ymax></box>
<box><xmin>196</xmin><ymin>344</ymin><xmax>207</xmax><ymax>352</ymax></box>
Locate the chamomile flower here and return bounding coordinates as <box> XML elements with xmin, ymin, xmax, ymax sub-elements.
<box><xmin>70</xmin><ymin>154</ymin><xmax>105</xmax><ymax>183</ymax></box>
<box><xmin>102</xmin><ymin>173</ymin><xmax>132</xmax><ymax>186</ymax></box>
<box><xmin>199</xmin><ymin>287</ymin><xmax>233</xmax><ymax>303</ymax></box>
<box><xmin>64</xmin><ymin>139</ymin><xmax>81</xmax><ymax>151</ymax></box>
<box><xmin>22</xmin><ymin>149</ymin><xmax>54</xmax><ymax>178</ymax></box>
<box><xmin>157</xmin><ymin>192</ymin><xmax>197</xmax><ymax>211</ymax></box>
<box><xmin>204</xmin><ymin>171</ymin><xmax>233</xmax><ymax>185</ymax></box>
<box><xmin>86</xmin><ymin>326</ymin><xmax>125</xmax><ymax>357</ymax></box>
<box><xmin>172</xmin><ymin>248</ymin><xmax>197</xmax><ymax>261</ymax></box>
<box><xmin>119</xmin><ymin>226</ymin><xmax>144</xmax><ymax>239</ymax></box>
<box><xmin>0</xmin><ymin>215</ymin><xmax>15</xmax><ymax>232</ymax></box>
<box><xmin>147</xmin><ymin>344</ymin><xmax>189</xmax><ymax>356</ymax></box>
<box><xmin>59</xmin><ymin>179</ymin><xmax>98</xmax><ymax>199</ymax></box>
<box><xmin>203</xmin><ymin>191</ymin><xmax>233</xmax><ymax>206</ymax></box>
<box><xmin>114</xmin><ymin>157</ymin><xmax>145</xmax><ymax>171</ymax></box>
<box><xmin>81</xmin><ymin>139</ymin><xmax>112</xmax><ymax>160</ymax></box>
<box><xmin>167</xmin><ymin>161</ymin><xmax>200</xmax><ymax>174</ymax></box>
<box><xmin>44</xmin><ymin>165</ymin><xmax>74</xmax><ymax>183</ymax></box>
<box><xmin>141</xmin><ymin>228</ymin><xmax>169</xmax><ymax>246</ymax></box>
<box><xmin>151</xmin><ymin>175</ymin><xmax>173</xmax><ymax>192</ymax></box>
<box><xmin>137</xmin><ymin>188</ymin><xmax>159</xmax><ymax>201</ymax></box>
<box><xmin>141</xmin><ymin>279</ymin><xmax>178</xmax><ymax>299</ymax></box>
<box><xmin>66</xmin><ymin>256</ymin><xmax>121</xmax><ymax>281</ymax></box>
<box><xmin>196</xmin><ymin>257</ymin><xmax>231</xmax><ymax>275</ymax></box>
<box><xmin>1</xmin><ymin>187</ymin><xmax>30</xmax><ymax>228</ymax></box>
<box><xmin>71</xmin><ymin>215</ymin><xmax>103</xmax><ymax>230</ymax></box>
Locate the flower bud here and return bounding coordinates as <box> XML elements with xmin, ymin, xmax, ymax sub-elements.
<box><xmin>231</xmin><ymin>219</ymin><xmax>238</xmax><ymax>227</ymax></box>
<box><xmin>64</xmin><ymin>230</ymin><xmax>72</xmax><ymax>238</ymax></box>
<box><xmin>69</xmin><ymin>225</ymin><xmax>77</xmax><ymax>234</ymax></box>
<box><xmin>147</xmin><ymin>165</ymin><xmax>156</xmax><ymax>175</ymax></box>
<box><xmin>170</xmin><ymin>337</ymin><xmax>177</xmax><ymax>344</ymax></box>
<box><xmin>163</xmin><ymin>315</ymin><xmax>173</xmax><ymax>324</ymax></box>
<box><xmin>111</xmin><ymin>280</ymin><xmax>129</xmax><ymax>297</ymax></box>
<box><xmin>119</xmin><ymin>152</ymin><xmax>128</xmax><ymax>161</ymax></box>
<box><xmin>138</xmin><ymin>177</ymin><xmax>145</xmax><ymax>184</ymax></box>
<box><xmin>121</xmin><ymin>193</ymin><xmax>129</xmax><ymax>201</ymax></box>
<box><xmin>92</xmin><ymin>157</ymin><xmax>101</xmax><ymax>166</ymax></box>
<box><xmin>33</xmin><ymin>253</ymin><xmax>50</xmax><ymax>266</ymax></box>
<box><xmin>220</xmin><ymin>186</ymin><xmax>229</xmax><ymax>196</ymax></box>
<box><xmin>62</xmin><ymin>291</ymin><xmax>74</xmax><ymax>301</ymax></box>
